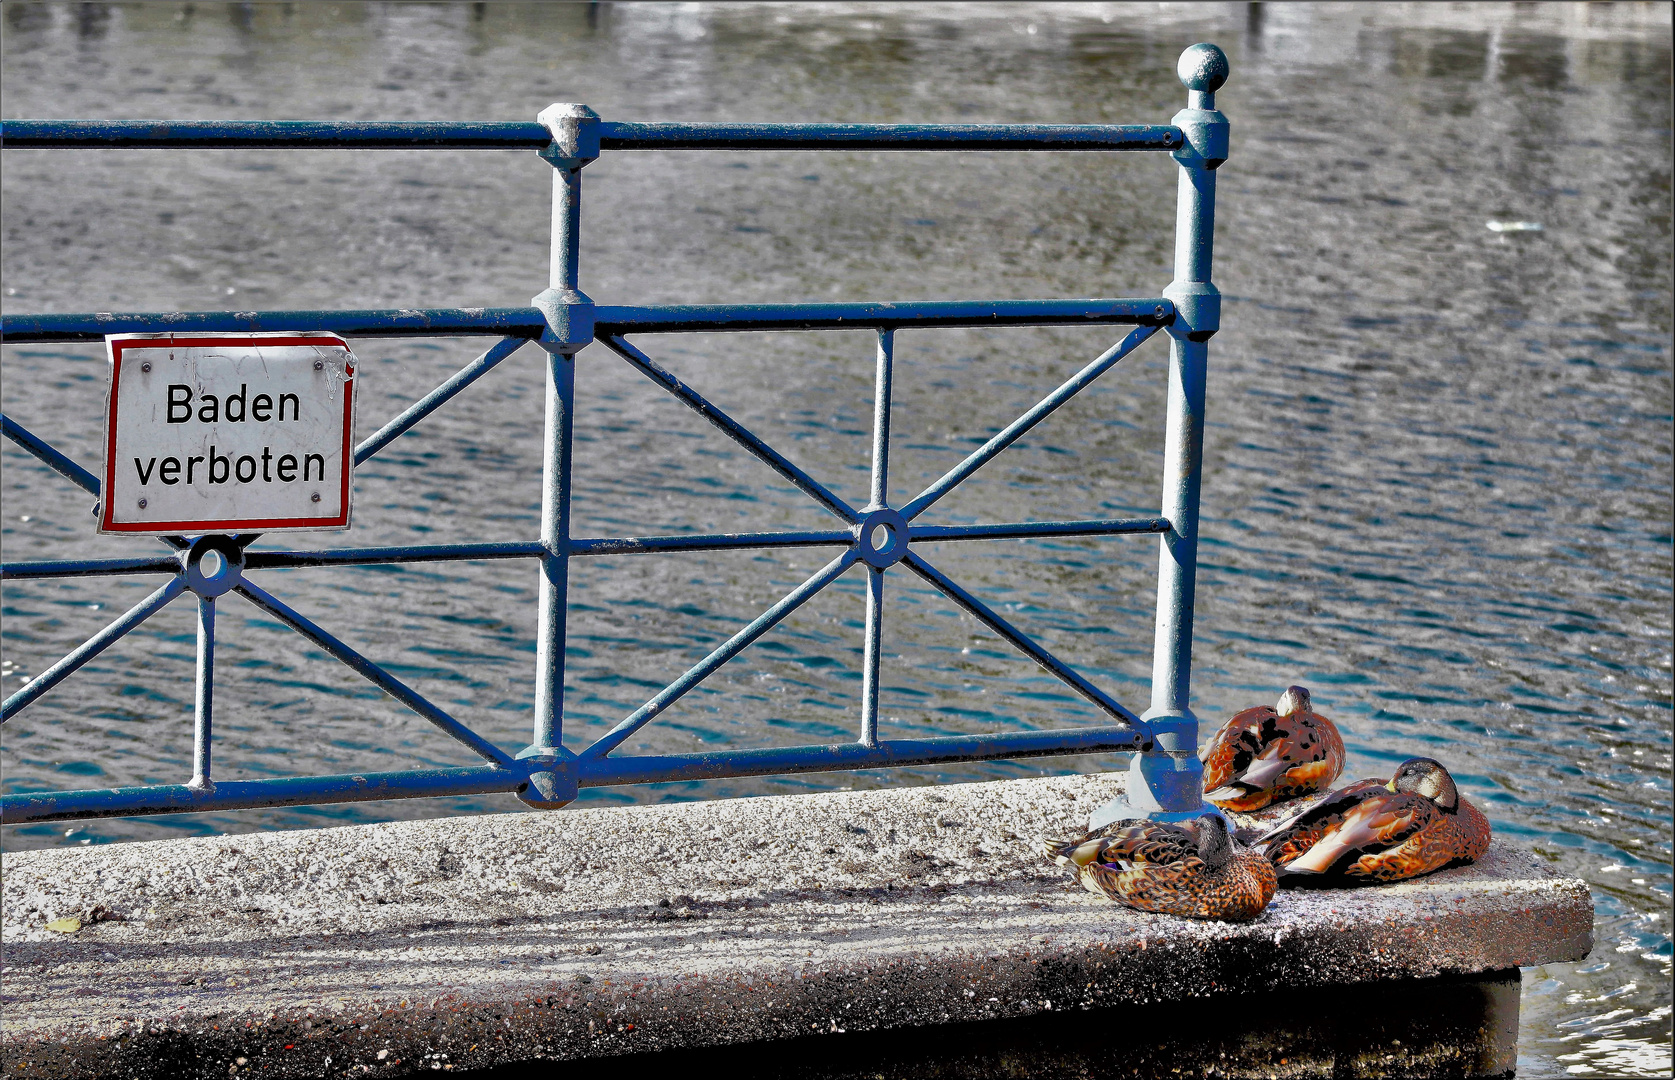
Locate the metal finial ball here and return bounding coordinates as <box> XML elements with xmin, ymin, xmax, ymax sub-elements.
<box><xmin>1178</xmin><ymin>43</ymin><xmax>1229</xmax><ymax>93</ymax></box>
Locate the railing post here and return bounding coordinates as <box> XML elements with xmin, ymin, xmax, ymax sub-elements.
<box><xmin>181</xmin><ymin>534</ymin><xmax>243</xmax><ymax>795</ymax></box>
<box><xmin>189</xmin><ymin>594</ymin><xmax>216</xmax><ymax>793</ymax></box>
<box><xmin>1095</xmin><ymin>44</ymin><xmax>1229</xmax><ymax>828</ymax></box>
<box><xmin>518</xmin><ymin>103</ymin><xmax>599</xmax><ymax>809</ymax></box>
<box><xmin>858</xmin><ymin>329</ymin><xmax>895</xmax><ymax>749</ymax></box>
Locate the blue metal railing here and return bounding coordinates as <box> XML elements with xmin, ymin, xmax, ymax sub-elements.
<box><xmin>0</xmin><ymin>119</ymin><xmax>1182</xmax><ymax>152</ymax></box>
<box><xmin>0</xmin><ymin>44</ymin><xmax>1231</xmax><ymax>825</ymax></box>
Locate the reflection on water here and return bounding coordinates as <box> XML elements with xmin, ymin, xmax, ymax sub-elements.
<box><xmin>1</xmin><ymin>3</ymin><xmax>1669</xmax><ymax>1076</ymax></box>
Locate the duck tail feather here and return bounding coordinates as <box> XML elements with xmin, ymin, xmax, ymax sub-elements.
<box><xmin>1042</xmin><ymin>837</ymin><xmax>1080</xmax><ymax>865</ymax></box>
<box><xmin>1255</xmin><ymin>782</ymin><xmax>1382</xmax><ymax>844</ymax></box>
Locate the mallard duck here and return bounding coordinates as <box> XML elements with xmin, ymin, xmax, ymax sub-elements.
<box><xmin>1044</xmin><ymin>814</ymin><xmax>1276</xmax><ymax>922</ymax></box>
<box><xmin>1200</xmin><ymin>685</ymin><xmax>1346</xmax><ymax>811</ymax></box>
<box><xmin>1257</xmin><ymin>757</ymin><xmax>1492</xmax><ymax>886</ymax></box>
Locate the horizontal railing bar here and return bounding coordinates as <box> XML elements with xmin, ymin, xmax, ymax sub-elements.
<box><xmin>0</xmin><ymin>766</ymin><xmax>520</xmax><ymax>823</ymax></box>
<box><xmin>242</xmin><ymin>541</ymin><xmax>546</xmax><ymax>570</ymax></box>
<box><xmin>2</xmin><ymin>120</ymin><xmax>1181</xmax><ymax>153</ymax></box>
<box><xmin>580</xmin><ymin>727</ymin><xmax>1147</xmax><ymax>786</ymax></box>
<box><xmin>570</xmin><ymin>529</ymin><xmax>854</xmax><ymax>555</ymax></box>
<box><xmin>234</xmin><ymin>580</ymin><xmax>516</xmax><ymax>768</ymax></box>
<box><xmin>0</xmin><ymin>518</ymin><xmax>1173</xmax><ymax>580</ymax></box>
<box><xmin>0</xmin><ymin>555</ymin><xmax>184</xmax><ymax>580</ymax></box>
<box><xmin>1</xmin><ymin>119</ymin><xmax>554</xmax><ymax>149</ymax></box>
<box><xmin>1</xmin><ymin>298</ymin><xmax>1173</xmax><ymax>344</ymax></box>
<box><xmin>910</xmin><ymin>517</ymin><xmax>1171</xmax><ymax>542</ymax></box>
<box><xmin>1</xmin><ymin>308</ymin><xmax>546</xmax><ymax>344</ymax></box>
<box><xmin>600</xmin><ymin>122</ymin><xmax>1182</xmax><ymax>152</ymax></box>
<box><xmin>0</xmin><ymin>726</ymin><xmax>1144</xmax><ymax>822</ymax></box>
<box><xmin>596</xmin><ymin>298</ymin><xmax>1172</xmax><ymax>334</ymax></box>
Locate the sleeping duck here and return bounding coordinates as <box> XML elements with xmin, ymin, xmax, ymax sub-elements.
<box><xmin>1200</xmin><ymin>685</ymin><xmax>1346</xmax><ymax>811</ymax></box>
<box><xmin>1044</xmin><ymin>814</ymin><xmax>1276</xmax><ymax>922</ymax></box>
<box><xmin>1257</xmin><ymin>757</ymin><xmax>1491</xmax><ymax>886</ymax></box>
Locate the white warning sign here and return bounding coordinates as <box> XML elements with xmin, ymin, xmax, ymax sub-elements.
<box><xmin>100</xmin><ymin>333</ymin><xmax>356</xmax><ymax>534</ymax></box>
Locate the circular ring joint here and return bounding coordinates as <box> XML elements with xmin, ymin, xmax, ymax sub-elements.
<box><xmin>855</xmin><ymin>506</ymin><xmax>909</xmax><ymax>569</ymax></box>
<box><xmin>183</xmin><ymin>534</ymin><xmax>245</xmax><ymax>598</ymax></box>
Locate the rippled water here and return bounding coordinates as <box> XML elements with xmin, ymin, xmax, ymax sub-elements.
<box><xmin>2</xmin><ymin>3</ymin><xmax>1669</xmax><ymax>1075</ymax></box>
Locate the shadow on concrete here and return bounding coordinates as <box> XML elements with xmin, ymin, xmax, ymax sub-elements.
<box><xmin>455</xmin><ymin>968</ymin><xmax>1520</xmax><ymax>1079</ymax></box>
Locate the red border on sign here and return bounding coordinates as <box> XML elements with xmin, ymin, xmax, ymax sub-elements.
<box><xmin>101</xmin><ymin>334</ymin><xmax>355</xmax><ymax>534</ymax></box>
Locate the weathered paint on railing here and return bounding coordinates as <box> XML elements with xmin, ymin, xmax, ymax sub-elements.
<box><xmin>0</xmin><ymin>44</ymin><xmax>1231</xmax><ymax>827</ymax></box>
<box><xmin>0</xmin><ymin>118</ymin><xmax>1183</xmax><ymax>152</ymax></box>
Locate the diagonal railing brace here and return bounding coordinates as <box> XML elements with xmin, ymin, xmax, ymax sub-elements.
<box><xmin>900</xmin><ymin>550</ymin><xmax>1151</xmax><ymax>741</ymax></box>
<box><xmin>900</xmin><ymin>323</ymin><xmax>1160</xmax><ymax>522</ymax></box>
<box><xmin>582</xmin><ymin>550</ymin><xmax>861</xmax><ymax>759</ymax></box>
<box><xmin>602</xmin><ymin>335</ymin><xmax>860</xmax><ymax>524</ymax></box>
<box><xmin>234</xmin><ymin>580</ymin><xmax>516</xmax><ymax>768</ymax></box>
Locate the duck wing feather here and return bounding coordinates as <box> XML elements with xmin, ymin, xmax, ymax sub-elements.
<box><xmin>1086</xmin><ymin>853</ymin><xmax>1277</xmax><ymax>922</ymax></box>
<box><xmin>1255</xmin><ymin>777</ymin><xmax>1391</xmax><ymax>847</ymax></box>
<box><xmin>1044</xmin><ymin>819</ymin><xmax>1196</xmax><ymax>870</ymax></box>
<box><xmin>1201</xmin><ymin>706</ymin><xmax>1348</xmax><ymax>810</ymax></box>
<box><xmin>1279</xmin><ymin>791</ymin><xmax>1440</xmax><ymax>876</ymax></box>
<box><xmin>1199</xmin><ymin>706</ymin><xmax>1271</xmax><ymax>785</ymax></box>
<box><xmin>1338</xmin><ymin>794</ymin><xmax>1493</xmax><ymax>882</ymax></box>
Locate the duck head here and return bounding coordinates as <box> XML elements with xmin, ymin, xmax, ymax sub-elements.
<box><xmin>1387</xmin><ymin>757</ymin><xmax>1459</xmax><ymax>811</ymax></box>
<box><xmin>1194</xmin><ymin>813</ymin><xmax>1233</xmax><ymax>869</ymax></box>
<box><xmin>1275</xmin><ymin>685</ymin><xmax>1312</xmax><ymax>717</ymax></box>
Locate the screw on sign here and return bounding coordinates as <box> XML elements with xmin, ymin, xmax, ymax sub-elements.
<box><xmin>99</xmin><ymin>333</ymin><xmax>357</xmax><ymax>534</ymax></box>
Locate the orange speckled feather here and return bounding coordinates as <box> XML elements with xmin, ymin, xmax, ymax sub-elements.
<box><xmin>1200</xmin><ymin>704</ymin><xmax>1346</xmax><ymax>812</ymax></box>
<box><xmin>1283</xmin><ymin>794</ymin><xmax>1432</xmax><ymax>874</ymax></box>
<box><xmin>1087</xmin><ymin>854</ymin><xmax>1276</xmax><ymax>922</ymax></box>
<box><xmin>1045</xmin><ymin>819</ymin><xmax>1276</xmax><ymax>922</ymax></box>
<box><xmin>1046</xmin><ymin>820</ymin><xmax>1197</xmax><ymax>868</ymax></box>
<box><xmin>1261</xmin><ymin>778</ymin><xmax>1388</xmax><ymax>865</ymax></box>
<box><xmin>1262</xmin><ymin>784</ymin><xmax>1493</xmax><ymax>885</ymax></box>
<box><xmin>1441</xmin><ymin>795</ymin><xmax>1492</xmax><ymax>864</ymax></box>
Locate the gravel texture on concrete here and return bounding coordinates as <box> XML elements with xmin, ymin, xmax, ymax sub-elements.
<box><xmin>1</xmin><ymin>772</ymin><xmax>1591</xmax><ymax>1078</ymax></box>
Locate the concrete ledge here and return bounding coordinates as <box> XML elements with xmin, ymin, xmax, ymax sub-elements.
<box><xmin>2</xmin><ymin>773</ymin><xmax>1592</xmax><ymax>1078</ymax></box>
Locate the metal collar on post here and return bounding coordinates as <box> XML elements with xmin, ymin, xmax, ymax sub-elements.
<box><xmin>182</xmin><ymin>535</ymin><xmax>245</xmax><ymax>598</ymax></box>
<box><xmin>1161</xmin><ymin>43</ymin><xmax>1229</xmax><ymax>346</ymax></box>
<box><xmin>532</xmin><ymin>102</ymin><xmax>599</xmax><ymax>358</ymax></box>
